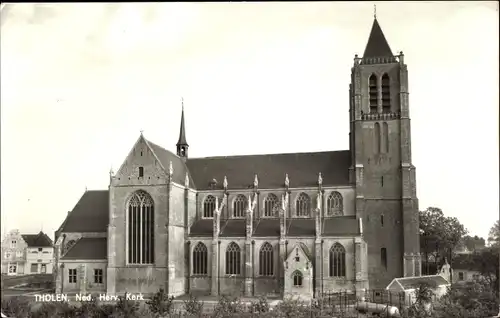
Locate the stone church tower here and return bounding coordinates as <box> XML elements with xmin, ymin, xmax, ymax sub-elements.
<box><xmin>349</xmin><ymin>17</ymin><xmax>421</xmax><ymax>288</ymax></box>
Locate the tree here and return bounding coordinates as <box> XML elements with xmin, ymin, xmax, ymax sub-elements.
<box><xmin>419</xmin><ymin>207</ymin><xmax>468</xmax><ymax>275</ymax></box>
<box><xmin>470</xmin><ymin>247</ymin><xmax>500</xmax><ymax>294</ymax></box>
<box><xmin>488</xmin><ymin>220</ymin><xmax>500</xmax><ymax>247</ymax></box>
<box><xmin>461</xmin><ymin>235</ymin><xmax>486</xmax><ymax>252</ymax></box>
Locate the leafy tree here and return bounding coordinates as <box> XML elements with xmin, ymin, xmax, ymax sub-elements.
<box><xmin>488</xmin><ymin>219</ymin><xmax>500</xmax><ymax>247</ymax></box>
<box><xmin>460</xmin><ymin>235</ymin><xmax>485</xmax><ymax>252</ymax></box>
<box><xmin>470</xmin><ymin>246</ymin><xmax>499</xmax><ymax>294</ymax></box>
<box><xmin>419</xmin><ymin>207</ymin><xmax>468</xmax><ymax>275</ymax></box>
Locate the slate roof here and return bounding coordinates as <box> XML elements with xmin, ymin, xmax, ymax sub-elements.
<box><xmin>387</xmin><ymin>275</ymin><xmax>450</xmax><ymax>291</ymax></box>
<box><xmin>363</xmin><ymin>18</ymin><xmax>393</xmax><ymax>58</ymax></box>
<box><xmin>21</xmin><ymin>232</ymin><xmax>53</xmax><ymax>247</ymax></box>
<box><xmin>60</xmin><ymin>190</ymin><xmax>109</xmax><ymax>233</ymax></box>
<box><xmin>322</xmin><ymin>216</ymin><xmax>359</xmax><ymax>235</ymax></box>
<box><xmin>189</xmin><ymin>216</ymin><xmax>360</xmax><ymax>237</ymax></box>
<box><xmin>146</xmin><ymin>139</ymin><xmax>195</xmax><ymax>187</ymax></box>
<box><xmin>186</xmin><ymin>150</ymin><xmax>351</xmax><ymax>190</ymax></box>
<box><xmin>61</xmin><ymin>237</ymin><xmax>107</xmax><ymax>260</ymax></box>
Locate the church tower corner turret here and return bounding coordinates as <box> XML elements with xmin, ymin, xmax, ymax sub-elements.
<box><xmin>176</xmin><ymin>99</ymin><xmax>189</xmax><ymax>160</ymax></box>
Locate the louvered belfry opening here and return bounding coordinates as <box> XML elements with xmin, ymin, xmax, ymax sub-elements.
<box><xmin>369</xmin><ymin>74</ymin><xmax>378</xmax><ymax>113</ymax></box>
<box><xmin>381</xmin><ymin>74</ymin><xmax>391</xmax><ymax>113</ymax></box>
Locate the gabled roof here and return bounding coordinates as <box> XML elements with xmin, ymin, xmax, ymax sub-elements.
<box><xmin>21</xmin><ymin>231</ymin><xmax>53</xmax><ymax>247</ymax></box>
<box><xmin>363</xmin><ymin>18</ymin><xmax>393</xmax><ymax>58</ymax></box>
<box><xmin>287</xmin><ymin>242</ymin><xmax>312</xmax><ymax>261</ymax></box>
<box><xmin>60</xmin><ymin>190</ymin><xmax>109</xmax><ymax>233</ymax></box>
<box><xmin>186</xmin><ymin>150</ymin><xmax>351</xmax><ymax>190</ymax></box>
<box><xmin>387</xmin><ymin>275</ymin><xmax>450</xmax><ymax>291</ymax></box>
<box><xmin>61</xmin><ymin>237</ymin><xmax>107</xmax><ymax>260</ymax></box>
<box><xmin>146</xmin><ymin>139</ymin><xmax>195</xmax><ymax>187</ymax></box>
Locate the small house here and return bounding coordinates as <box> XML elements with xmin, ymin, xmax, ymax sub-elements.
<box><xmin>386</xmin><ymin>275</ymin><xmax>450</xmax><ymax>306</ymax></box>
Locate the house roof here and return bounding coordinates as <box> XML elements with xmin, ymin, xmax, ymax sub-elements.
<box><xmin>61</xmin><ymin>237</ymin><xmax>107</xmax><ymax>260</ymax></box>
<box><xmin>60</xmin><ymin>190</ymin><xmax>109</xmax><ymax>233</ymax></box>
<box><xmin>387</xmin><ymin>275</ymin><xmax>450</xmax><ymax>291</ymax></box>
<box><xmin>21</xmin><ymin>232</ymin><xmax>53</xmax><ymax>247</ymax></box>
<box><xmin>363</xmin><ymin>18</ymin><xmax>393</xmax><ymax>58</ymax></box>
<box><xmin>186</xmin><ymin>150</ymin><xmax>351</xmax><ymax>190</ymax></box>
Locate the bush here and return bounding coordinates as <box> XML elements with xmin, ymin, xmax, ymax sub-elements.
<box><xmin>113</xmin><ymin>292</ymin><xmax>141</xmax><ymax>318</ymax></box>
<box><xmin>249</xmin><ymin>296</ymin><xmax>270</xmax><ymax>314</ymax></box>
<box><xmin>183</xmin><ymin>294</ymin><xmax>204</xmax><ymax>315</ymax></box>
<box><xmin>146</xmin><ymin>288</ymin><xmax>174</xmax><ymax>316</ymax></box>
<box><xmin>1</xmin><ymin>297</ymin><xmax>32</xmax><ymax>318</ymax></box>
<box><xmin>212</xmin><ymin>296</ymin><xmax>245</xmax><ymax>318</ymax></box>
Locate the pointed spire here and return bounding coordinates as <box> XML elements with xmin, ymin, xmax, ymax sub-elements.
<box><xmin>363</xmin><ymin>15</ymin><xmax>394</xmax><ymax>58</ymax></box>
<box><xmin>176</xmin><ymin>98</ymin><xmax>189</xmax><ymax>158</ymax></box>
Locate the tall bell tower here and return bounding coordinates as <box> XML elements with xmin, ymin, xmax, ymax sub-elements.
<box><xmin>349</xmin><ymin>15</ymin><xmax>421</xmax><ymax>289</ymax></box>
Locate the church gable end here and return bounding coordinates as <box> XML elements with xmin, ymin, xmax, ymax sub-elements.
<box><xmin>114</xmin><ymin>134</ymin><xmax>168</xmax><ymax>186</ymax></box>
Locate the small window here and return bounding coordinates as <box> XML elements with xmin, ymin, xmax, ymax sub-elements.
<box><xmin>140</xmin><ymin>151</ymin><xmax>143</xmax><ymax>156</ymax></box>
<box><xmin>31</xmin><ymin>264</ymin><xmax>38</xmax><ymax>273</ymax></box>
<box><xmin>68</xmin><ymin>269</ymin><xmax>77</xmax><ymax>283</ymax></box>
<box><xmin>295</xmin><ymin>257</ymin><xmax>300</xmax><ymax>262</ymax></box>
<box><xmin>381</xmin><ymin>215</ymin><xmax>384</xmax><ymax>226</ymax></box>
<box><xmin>41</xmin><ymin>264</ymin><xmax>47</xmax><ymax>273</ymax></box>
<box><xmin>381</xmin><ymin>248</ymin><xmax>387</xmax><ymax>269</ymax></box>
<box><xmin>5</xmin><ymin>252</ymin><xmax>11</xmax><ymax>258</ymax></box>
<box><xmin>11</xmin><ymin>240</ymin><xmax>17</xmax><ymax>248</ymax></box>
<box><xmin>38</xmin><ymin>248</ymin><xmax>43</xmax><ymax>252</ymax></box>
<box><xmin>381</xmin><ymin>176</ymin><xmax>384</xmax><ymax>187</ymax></box>
<box><xmin>458</xmin><ymin>272</ymin><xmax>464</xmax><ymax>281</ymax></box>
<box><xmin>138</xmin><ymin>167</ymin><xmax>144</xmax><ymax>178</ymax></box>
<box><xmin>8</xmin><ymin>264</ymin><xmax>17</xmax><ymax>274</ymax></box>
<box><xmin>94</xmin><ymin>269</ymin><xmax>103</xmax><ymax>284</ymax></box>
<box><xmin>292</xmin><ymin>271</ymin><xmax>303</xmax><ymax>287</ymax></box>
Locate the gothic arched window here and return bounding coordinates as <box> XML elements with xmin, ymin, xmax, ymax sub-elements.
<box><xmin>233</xmin><ymin>194</ymin><xmax>247</xmax><ymax>218</ymax></box>
<box><xmin>329</xmin><ymin>243</ymin><xmax>346</xmax><ymax>277</ymax></box>
<box><xmin>374</xmin><ymin>122</ymin><xmax>381</xmax><ymax>154</ymax></box>
<box><xmin>264</xmin><ymin>194</ymin><xmax>279</xmax><ymax>217</ymax></box>
<box><xmin>203</xmin><ymin>195</ymin><xmax>216</xmax><ymax>218</ymax></box>
<box><xmin>127</xmin><ymin>190</ymin><xmax>155</xmax><ymax>264</ymax></box>
<box><xmin>381</xmin><ymin>74</ymin><xmax>390</xmax><ymax>113</ymax></box>
<box><xmin>292</xmin><ymin>271</ymin><xmax>303</xmax><ymax>286</ymax></box>
<box><xmin>225</xmin><ymin>242</ymin><xmax>241</xmax><ymax>275</ymax></box>
<box><xmin>296</xmin><ymin>193</ymin><xmax>311</xmax><ymax>217</ymax></box>
<box><xmin>327</xmin><ymin>192</ymin><xmax>343</xmax><ymax>216</ymax></box>
<box><xmin>192</xmin><ymin>242</ymin><xmax>208</xmax><ymax>275</ymax></box>
<box><xmin>259</xmin><ymin>242</ymin><xmax>274</xmax><ymax>276</ymax></box>
<box><xmin>369</xmin><ymin>74</ymin><xmax>378</xmax><ymax>113</ymax></box>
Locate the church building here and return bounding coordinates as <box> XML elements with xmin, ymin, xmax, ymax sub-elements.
<box><xmin>54</xmin><ymin>16</ymin><xmax>421</xmax><ymax>299</ymax></box>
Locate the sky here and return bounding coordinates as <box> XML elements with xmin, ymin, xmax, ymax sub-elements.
<box><xmin>1</xmin><ymin>2</ymin><xmax>498</xmax><ymax>241</ymax></box>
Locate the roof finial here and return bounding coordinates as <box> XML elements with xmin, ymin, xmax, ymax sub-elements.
<box><xmin>140</xmin><ymin>129</ymin><xmax>144</xmax><ymax>135</ymax></box>
<box><xmin>374</xmin><ymin>4</ymin><xmax>377</xmax><ymax>19</ymax></box>
<box><xmin>253</xmin><ymin>174</ymin><xmax>258</xmax><ymax>188</ymax></box>
<box><xmin>181</xmin><ymin>97</ymin><xmax>184</xmax><ymax>111</ymax></box>
<box><xmin>223</xmin><ymin>176</ymin><xmax>228</xmax><ymax>190</ymax></box>
<box><xmin>284</xmin><ymin>174</ymin><xmax>289</xmax><ymax>189</ymax></box>
<box><xmin>169</xmin><ymin>161</ymin><xmax>173</xmax><ymax>176</ymax></box>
